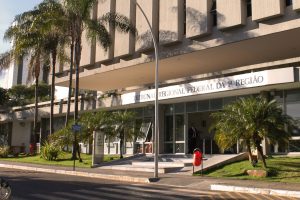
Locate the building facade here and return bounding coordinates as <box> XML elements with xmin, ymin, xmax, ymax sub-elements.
<box><xmin>1</xmin><ymin>0</ymin><xmax>300</xmax><ymax>155</ymax></box>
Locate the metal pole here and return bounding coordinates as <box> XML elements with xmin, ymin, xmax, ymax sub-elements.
<box><xmin>136</xmin><ymin>2</ymin><xmax>159</xmax><ymax>179</ymax></box>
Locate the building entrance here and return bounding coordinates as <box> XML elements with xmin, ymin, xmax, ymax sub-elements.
<box><xmin>187</xmin><ymin>112</ymin><xmax>220</xmax><ymax>155</ymax></box>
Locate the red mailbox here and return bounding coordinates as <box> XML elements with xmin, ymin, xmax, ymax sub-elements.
<box><xmin>193</xmin><ymin>149</ymin><xmax>202</xmax><ymax>167</ymax></box>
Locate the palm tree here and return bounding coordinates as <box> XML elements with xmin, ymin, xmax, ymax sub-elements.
<box><xmin>211</xmin><ymin>96</ymin><xmax>295</xmax><ymax>168</ymax></box>
<box><xmin>62</xmin><ymin>0</ymin><xmax>136</xmax><ymax>159</ymax></box>
<box><xmin>111</xmin><ymin>110</ymin><xmax>137</xmax><ymax>159</ymax></box>
<box><xmin>3</xmin><ymin>8</ymin><xmax>50</xmax><ymax>145</ymax></box>
<box><xmin>33</xmin><ymin>0</ymin><xmax>69</xmax><ymax>135</ymax></box>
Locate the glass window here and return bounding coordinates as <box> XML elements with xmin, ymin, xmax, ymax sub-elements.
<box><xmin>210</xmin><ymin>98</ymin><xmax>223</xmax><ymax>111</ymax></box>
<box><xmin>175</xmin><ymin>115</ymin><xmax>184</xmax><ymax>141</ymax></box>
<box><xmin>247</xmin><ymin>0</ymin><xmax>252</xmax><ymax>17</ymax></box>
<box><xmin>134</xmin><ymin>108</ymin><xmax>144</xmax><ymax>118</ymax></box>
<box><xmin>198</xmin><ymin>100</ymin><xmax>209</xmax><ymax>112</ymax></box>
<box><xmin>289</xmin><ymin>140</ymin><xmax>300</xmax><ymax>152</ymax></box>
<box><xmin>210</xmin><ymin>0</ymin><xmax>217</xmax><ymax>26</ymax></box>
<box><xmin>286</xmin><ymin>0</ymin><xmax>293</xmax><ymax>6</ymax></box>
<box><xmin>223</xmin><ymin>96</ymin><xmax>236</xmax><ymax>106</ymax></box>
<box><xmin>164</xmin><ymin>143</ymin><xmax>173</xmax><ymax>154</ymax></box>
<box><xmin>165</xmin><ymin>116</ymin><xmax>173</xmax><ymax>142</ymax></box>
<box><xmin>186</xmin><ymin>101</ymin><xmax>197</xmax><ymax>113</ymax></box>
<box><xmin>165</xmin><ymin>105</ymin><xmax>174</xmax><ymax>115</ymax></box>
<box><xmin>175</xmin><ymin>103</ymin><xmax>184</xmax><ymax>114</ymax></box>
<box><xmin>144</xmin><ymin>106</ymin><xmax>153</xmax><ymax>117</ymax></box>
<box><xmin>175</xmin><ymin>143</ymin><xmax>184</xmax><ymax>153</ymax></box>
<box><xmin>286</xmin><ymin>89</ymin><xmax>300</xmax><ymax>102</ymax></box>
<box><xmin>273</xmin><ymin>91</ymin><xmax>284</xmax><ymax>104</ymax></box>
<box><xmin>286</xmin><ymin>101</ymin><xmax>300</xmax><ymax>118</ymax></box>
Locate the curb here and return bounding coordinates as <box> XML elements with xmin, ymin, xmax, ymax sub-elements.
<box><xmin>0</xmin><ymin>163</ymin><xmax>151</xmax><ymax>184</ymax></box>
<box><xmin>211</xmin><ymin>184</ymin><xmax>300</xmax><ymax>198</ymax></box>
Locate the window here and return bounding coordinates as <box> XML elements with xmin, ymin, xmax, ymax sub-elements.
<box><xmin>211</xmin><ymin>0</ymin><xmax>217</xmax><ymax>26</ymax></box>
<box><xmin>247</xmin><ymin>0</ymin><xmax>252</xmax><ymax>17</ymax></box>
<box><xmin>286</xmin><ymin>0</ymin><xmax>293</xmax><ymax>6</ymax></box>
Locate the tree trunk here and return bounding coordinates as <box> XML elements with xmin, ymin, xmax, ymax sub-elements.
<box><xmin>119</xmin><ymin>131</ymin><xmax>124</xmax><ymax>159</ymax></box>
<box><xmin>50</xmin><ymin>50</ymin><xmax>57</xmax><ymax>135</ymax></box>
<box><xmin>246</xmin><ymin>140</ymin><xmax>253</xmax><ymax>163</ymax></box>
<box><xmin>33</xmin><ymin>77</ymin><xmax>39</xmax><ymax>144</ymax></box>
<box><xmin>65</xmin><ymin>36</ymin><xmax>74</xmax><ymax>127</ymax></box>
<box><xmin>72</xmin><ymin>20</ymin><xmax>82</xmax><ymax>160</ymax></box>
<box><xmin>33</xmin><ymin>55</ymin><xmax>40</xmax><ymax>146</ymax></box>
<box><xmin>256</xmin><ymin>141</ymin><xmax>267</xmax><ymax>168</ymax></box>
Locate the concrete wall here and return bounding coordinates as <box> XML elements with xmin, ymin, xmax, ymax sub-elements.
<box><xmin>217</xmin><ymin>0</ymin><xmax>246</xmax><ymax>29</ymax></box>
<box><xmin>80</xmin><ymin>29</ymin><xmax>93</xmax><ymax>66</ymax></box>
<box><xmin>135</xmin><ymin>0</ymin><xmax>159</xmax><ymax>52</ymax></box>
<box><xmin>159</xmin><ymin>0</ymin><xmax>184</xmax><ymax>45</ymax></box>
<box><xmin>252</xmin><ymin>0</ymin><xmax>285</xmax><ymax>21</ymax></box>
<box><xmin>186</xmin><ymin>0</ymin><xmax>212</xmax><ymax>38</ymax></box>
<box><xmin>11</xmin><ymin>121</ymin><xmax>31</xmax><ymax>153</ymax></box>
<box><xmin>95</xmin><ymin>0</ymin><xmax>115</xmax><ymax>62</ymax></box>
<box><xmin>114</xmin><ymin>0</ymin><xmax>136</xmax><ymax>58</ymax></box>
<box><xmin>294</xmin><ymin>0</ymin><xmax>300</xmax><ymax>10</ymax></box>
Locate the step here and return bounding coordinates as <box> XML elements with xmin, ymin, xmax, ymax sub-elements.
<box><xmin>99</xmin><ymin>165</ymin><xmax>181</xmax><ymax>174</ymax></box>
<box><xmin>131</xmin><ymin>162</ymin><xmax>186</xmax><ymax>168</ymax></box>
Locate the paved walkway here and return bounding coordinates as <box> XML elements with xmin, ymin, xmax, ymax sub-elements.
<box><xmin>0</xmin><ymin>160</ymin><xmax>299</xmax><ymax>198</ymax></box>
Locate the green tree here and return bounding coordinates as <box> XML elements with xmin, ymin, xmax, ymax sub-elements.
<box><xmin>211</xmin><ymin>96</ymin><xmax>295</xmax><ymax>168</ymax></box>
<box><xmin>0</xmin><ymin>88</ymin><xmax>9</xmax><ymax>106</ymax></box>
<box><xmin>62</xmin><ymin>0</ymin><xmax>136</xmax><ymax>159</ymax></box>
<box><xmin>110</xmin><ymin>111</ymin><xmax>138</xmax><ymax>159</ymax></box>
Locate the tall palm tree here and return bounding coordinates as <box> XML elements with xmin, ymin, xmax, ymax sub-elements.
<box><xmin>62</xmin><ymin>0</ymin><xmax>136</xmax><ymax>159</ymax></box>
<box><xmin>211</xmin><ymin>96</ymin><xmax>295</xmax><ymax>168</ymax></box>
<box><xmin>3</xmin><ymin>8</ymin><xmax>49</xmax><ymax>145</ymax></box>
<box><xmin>33</xmin><ymin>0</ymin><xmax>69</xmax><ymax>135</ymax></box>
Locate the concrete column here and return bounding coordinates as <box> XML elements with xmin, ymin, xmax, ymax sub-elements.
<box><xmin>95</xmin><ymin>0</ymin><xmax>115</xmax><ymax>62</ymax></box>
<box><xmin>159</xmin><ymin>0</ymin><xmax>184</xmax><ymax>45</ymax></box>
<box><xmin>135</xmin><ymin>0</ymin><xmax>159</xmax><ymax>52</ymax></box>
<box><xmin>293</xmin><ymin>0</ymin><xmax>300</xmax><ymax>10</ymax></box>
<box><xmin>252</xmin><ymin>0</ymin><xmax>285</xmax><ymax>21</ymax></box>
<box><xmin>217</xmin><ymin>0</ymin><xmax>247</xmax><ymax>30</ymax></box>
<box><xmin>186</xmin><ymin>0</ymin><xmax>212</xmax><ymax>38</ymax></box>
<box><xmin>114</xmin><ymin>0</ymin><xmax>136</xmax><ymax>58</ymax></box>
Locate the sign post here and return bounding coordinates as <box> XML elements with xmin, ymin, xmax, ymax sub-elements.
<box><xmin>92</xmin><ymin>131</ymin><xmax>105</xmax><ymax>167</ymax></box>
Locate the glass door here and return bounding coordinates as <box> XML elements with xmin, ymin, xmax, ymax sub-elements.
<box><xmin>164</xmin><ymin>104</ymin><xmax>185</xmax><ymax>154</ymax></box>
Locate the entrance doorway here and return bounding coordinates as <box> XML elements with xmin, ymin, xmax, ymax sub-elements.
<box><xmin>187</xmin><ymin>112</ymin><xmax>220</xmax><ymax>154</ymax></box>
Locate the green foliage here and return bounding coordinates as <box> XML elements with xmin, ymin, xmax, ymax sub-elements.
<box><xmin>48</xmin><ymin>123</ymin><xmax>74</xmax><ymax>149</ymax></box>
<box><xmin>40</xmin><ymin>141</ymin><xmax>61</xmax><ymax>161</ymax></box>
<box><xmin>0</xmin><ymin>88</ymin><xmax>9</xmax><ymax>106</ymax></box>
<box><xmin>0</xmin><ymin>146</ymin><xmax>10</xmax><ymax>158</ymax></box>
<box><xmin>6</xmin><ymin>83</ymin><xmax>50</xmax><ymax>107</ymax></box>
<box><xmin>211</xmin><ymin>96</ymin><xmax>296</xmax><ymax>168</ymax></box>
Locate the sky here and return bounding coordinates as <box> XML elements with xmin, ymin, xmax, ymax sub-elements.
<box><xmin>0</xmin><ymin>0</ymin><xmax>43</xmax><ymax>54</ymax></box>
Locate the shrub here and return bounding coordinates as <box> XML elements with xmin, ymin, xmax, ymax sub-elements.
<box><xmin>40</xmin><ymin>141</ymin><xmax>61</xmax><ymax>161</ymax></box>
<box><xmin>0</xmin><ymin>146</ymin><xmax>10</xmax><ymax>158</ymax></box>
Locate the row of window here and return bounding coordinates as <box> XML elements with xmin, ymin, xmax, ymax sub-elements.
<box><xmin>209</xmin><ymin>0</ymin><xmax>294</xmax><ymax>27</ymax></box>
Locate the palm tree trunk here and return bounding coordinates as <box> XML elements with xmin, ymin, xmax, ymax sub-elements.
<box><xmin>33</xmin><ymin>55</ymin><xmax>40</xmax><ymax>147</ymax></box>
<box><xmin>72</xmin><ymin>20</ymin><xmax>82</xmax><ymax>160</ymax></box>
<box><xmin>120</xmin><ymin>131</ymin><xmax>124</xmax><ymax>159</ymax></box>
<box><xmin>256</xmin><ymin>141</ymin><xmax>267</xmax><ymax>168</ymax></box>
<box><xmin>65</xmin><ymin>36</ymin><xmax>74</xmax><ymax>128</ymax></box>
<box><xmin>246</xmin><ymin>140</ymin><xmax>253</xmax><ymax>163</ymax></box>
<box><xmin>50</xmin><ymin>50</ymin><xmax>57</xmax><ymax>135</ymax></box>
<box><xmin>33</xmin><ymin>77</ymin><xmax>39</xmax><ymax>145</ymax></box>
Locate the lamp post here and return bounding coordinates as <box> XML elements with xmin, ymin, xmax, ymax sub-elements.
<box><xmin>136</xmin><ymin>2</ymin><xmax>159</xmax><ymax>179</ymax></box>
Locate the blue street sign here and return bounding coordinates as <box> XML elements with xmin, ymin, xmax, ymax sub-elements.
<box><xmin>72</xmin><ymin>124</ymin><xmax>81</xmax><ymax>132</ymax></box>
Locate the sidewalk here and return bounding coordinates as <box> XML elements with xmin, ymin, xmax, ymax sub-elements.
<box><xmin>0</xmin><ymin>160</ymin><xmax>299</xmax><ymax>198</ymax></box>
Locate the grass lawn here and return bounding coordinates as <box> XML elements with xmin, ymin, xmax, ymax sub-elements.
<box><xmin>202</xmin><ymin>156</ymin><xmax>300</xmax><ymax>183</ymax></box>
<box><xmin>0</xmin><ymin>152</ymin><xmax>120</xmax><ymax>168</ymax></box>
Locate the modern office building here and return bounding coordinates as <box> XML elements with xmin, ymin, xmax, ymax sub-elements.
<box><xmin>1</xmin><ymin>0</ymin><xmax>300</xmax><ymax>155</ymax></box>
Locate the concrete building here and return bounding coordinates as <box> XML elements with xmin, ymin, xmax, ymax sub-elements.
<box><xmin>1</xmin><ymin>0</ymin><xmax>300</xmax><ymax>155</ymax></box>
